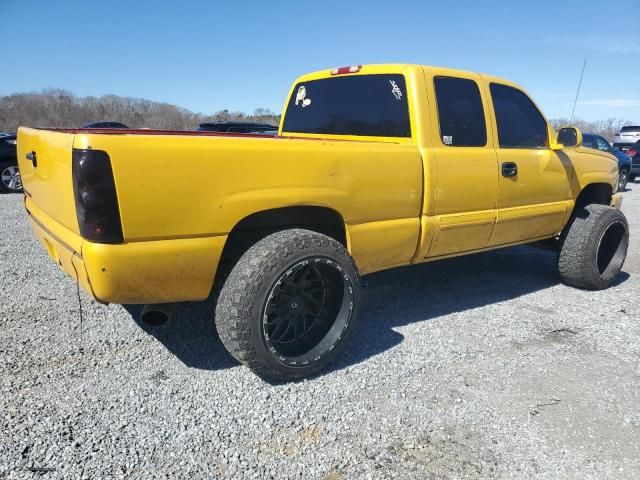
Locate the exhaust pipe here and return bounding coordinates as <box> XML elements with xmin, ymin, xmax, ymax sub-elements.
<box><xmin>140</xmin><ymin>303</ymin><xmax>177</xmax><ymax>326</ymax></box>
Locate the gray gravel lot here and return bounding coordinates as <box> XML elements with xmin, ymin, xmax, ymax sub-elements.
<box><xmin>1</xmin><ymin>186</ymin><xmax>639</xmax><ymax>479</ymax></box>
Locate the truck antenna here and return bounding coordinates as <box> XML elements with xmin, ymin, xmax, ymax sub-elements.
<box><xmin>570</xmin><ymin>58</ymin><xmax>587</xmax><ymax>123</ymax></box>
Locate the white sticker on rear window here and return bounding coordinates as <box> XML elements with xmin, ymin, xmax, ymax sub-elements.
<box><xmin>443</xmin><ymin>135</ymin><xmax>453</xmax><ymax>145</ymax></box>
<box><xmin>390</xmin><ymin>80</ymin><xmax>403</xmax><ymax>100</ymax></box>
<box><xmin>295</xmin><ymin>86</ymin><xmax>312</xmax><ymax>108</ymax></box>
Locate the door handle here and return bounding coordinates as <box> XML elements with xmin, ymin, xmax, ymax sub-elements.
<box><xmin>26</xmin><ymin>151</ymin><xmax>37</xmax><ymax>167</ymax></box>
<box><xmin>501</xmin><ymin>162</ymin><xmax>517</xmax><ymax>177</ymax></box>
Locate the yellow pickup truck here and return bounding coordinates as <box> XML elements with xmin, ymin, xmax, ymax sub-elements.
<box><xmin>18</xmin><ymin>64</ymin><xmax>628</xmax><ymax>381</ymax></box>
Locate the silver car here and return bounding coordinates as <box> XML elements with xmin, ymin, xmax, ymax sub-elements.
<box><xmin>613</xmin><ymin>125</ymin><xmax>640</xmax><ymax>150</ymax></box>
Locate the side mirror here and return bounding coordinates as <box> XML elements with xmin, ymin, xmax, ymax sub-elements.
<box><xmin>556</xmin><ymin>127</ymin><xmax>583</xmax><ymax>148</ymax></box>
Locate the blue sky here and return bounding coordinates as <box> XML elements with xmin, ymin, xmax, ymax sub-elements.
<box><xmin>1</xmin><ymin>0</ymin><xmax>639</xmax><ymax>122</ymax></box>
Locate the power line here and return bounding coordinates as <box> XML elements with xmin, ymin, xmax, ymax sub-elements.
<box><xmin>570</xmin><ymin>58</ymin><xmax>587</xmax><ymax>123</ymax></box>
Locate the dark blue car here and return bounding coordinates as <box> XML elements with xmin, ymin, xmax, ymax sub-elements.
<box><xmin>583</xmin><ymin>133</ymin><xmax>632</xmax><ymax>191</ymax></box>
<box><xmin>627</xmin><ymin>140</ymin><xmax>640</xmax><ymax>183</ymax></box>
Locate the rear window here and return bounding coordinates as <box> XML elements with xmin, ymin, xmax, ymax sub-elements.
<box><xmin>282</xmin><ymin>74</ymin><xmax>411</xmax><ymax>137</ymax></box>
<box><xmin>620</xmin><ymin>126</ymin><xmax>640</xmax><ymax>132</ymax></box>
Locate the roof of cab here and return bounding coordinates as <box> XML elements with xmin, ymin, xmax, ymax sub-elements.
<box><xmin>295</xmin><ymin>64</ymin><xmax>405</xmax><ymax>81</ymax></box>
<box><xmin>294</xmin><ymin>63</ymin><xmax>516</xmax><ymax>88</ymax></box>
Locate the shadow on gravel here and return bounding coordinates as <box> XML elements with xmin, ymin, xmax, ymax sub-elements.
<box><xmin>330</xmin><ymin>246</ymin><xmax>630</xmax><ymax>374</ymax></box>
<box><xmin>124</xmin><ymin>245</ymin><xmax>630</xmax><ymax>376</ymax></box>
<box><xmin>124</xmin><ymin>299</ymin><xmax>237</xmax><ymax>371</ymax></box>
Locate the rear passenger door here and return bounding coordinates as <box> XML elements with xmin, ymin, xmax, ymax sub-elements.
<box><xmin>487</xmin><ymin>83</ymin><xmax>571</xmax><ymax>246</ymax></box>
<box><xmin>424</xmin><ymin>73</ymin><xmax>499</xmax><ymax>257</ymax></box>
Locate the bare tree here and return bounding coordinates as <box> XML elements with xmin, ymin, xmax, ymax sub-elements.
<box><xmin>549</xmin><ymin>117</ymin><xmax>634</xmax><ymax>142</ymax></box>
<box><xmin>0</xmin><ymin>90</ymin><xmax>280</xmax><ymax>132</ymax></box>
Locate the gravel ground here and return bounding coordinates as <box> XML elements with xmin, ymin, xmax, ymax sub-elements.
<box><xmin>1</xmin><ymin>186</ymin><xmax>639</xmax><ymax>479</ymax></box>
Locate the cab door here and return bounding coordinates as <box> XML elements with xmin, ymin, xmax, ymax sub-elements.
<box><xmin>486</xmin><ymin>82</ymin><xmax>572</xmax><ymax>246</ymax></box>
<box><xmin>421</xmin><ymin>70</ymin><xmax>499</xmax><ymax>258</ymax></box>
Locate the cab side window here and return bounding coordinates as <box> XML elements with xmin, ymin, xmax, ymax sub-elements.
<box><xmin>582</xmin><ymin>134</ymin><xmax>596</xmax><ymax>149</ymax></box>
<box><xmin>595</xmin><ymin>136</ymin><xmax>613</xmax><ymax>152</ymax></box>
<box><xmin>434</xmin><ymin>76</ymin><xmax>487</xmax><ymax>147</ymax></box>
<box><xmin>490</xmin><ymin>83</ymin><xmax>548</xmax><ymax>149</ymax></box>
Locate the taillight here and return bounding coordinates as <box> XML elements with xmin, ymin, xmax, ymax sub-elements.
<box><xmin>72</xmin><ymin>149</ymin><xmax>123</xmax><ymax>243</ymax></box>
<box><xmin>331</xmin><ymin>65</ymin><xmax>362</xmax><ymax>75</ymax></box>
<box><xmin>628</xmin><ymin>149</ymin><xmax>637</xmax><ymax>157</ymax></box>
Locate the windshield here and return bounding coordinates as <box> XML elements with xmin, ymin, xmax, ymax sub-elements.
<box><xmin>282</xmin><ymin>74</ymin><xmax>411</xmax><ymax>137</ymax></box>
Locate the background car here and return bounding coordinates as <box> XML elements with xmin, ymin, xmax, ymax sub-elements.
<box><xmin>627</xmin><ymin>140</ymin><xmax>640</xmax><ymax>183</ymax></box>
<box><xmin>81</xmin><ymin>121</ymin><xmax>129</xmax><ymax>129</ymax></box>
<box><xmin>0</xmin><ymin>133</ymin><xmax>21</xmax><ymax>193</ymax></box>
<box><xmin>583</xmin><ymin>133</ymin><xmax>632</xmax><ymax>191</ymax></box>
<box><xmin>197</xmin><ymin>122</ymin><xmax>278</xmax><ymax>133</ymax></box>
<box><xmin>613</xmin><ymin>125</ymin><xmax>640</xmax><ymax>151</ymax></box>
<box><xmin>251</xmin><ymin>129</ymin><xmax>279</xmax><ymax>135</ymax></box>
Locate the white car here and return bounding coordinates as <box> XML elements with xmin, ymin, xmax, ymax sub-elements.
<box><xmin>613</xmin><ymin>125</ymin><xmax>640</xmax><ymax>150</ymax></box>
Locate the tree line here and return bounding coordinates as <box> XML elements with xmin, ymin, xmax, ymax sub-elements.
<box><xmin>548</xmin><ymin>118</ymin><xmax>635</xmax><ymax>143</ymax></box>
<box><xmin>0</xmin><ymin>89</ymin><xmax>280</xmax><ymax>132</ymax></box>
<box><xmin>0</xmin><ymin>89</ymin><xmax>634</xmax><ymax>141</ymax></box>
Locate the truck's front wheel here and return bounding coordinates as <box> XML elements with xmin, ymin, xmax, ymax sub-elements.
<box><xmin>215</xmin><ymin>229</ymin><xmax>360</xmax><ymax>382</ymax></box>
<box><xmin>558</xmin><ymin>204</ymin><xmax>629</xmax><ymax>289</ymax></box>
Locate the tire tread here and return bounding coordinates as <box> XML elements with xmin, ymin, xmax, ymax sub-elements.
<box><xmin>215</xmin><ymin>229</ymin><xmax>357</xmax><ymax>381</ymax></box>
<box><xmin>558</xmin><ymin>204</ymin><xmax>628</xmax><ymax>290</ymax></box>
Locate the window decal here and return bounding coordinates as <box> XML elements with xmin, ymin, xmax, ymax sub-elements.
<box><xmin>390</xmin><ymin>80</ymin><xmax>403</xmax><ymax>100</ymax></box>
<box><xmin>295</xmin><ymin>85</ymin><xmax>312</xmax><ymax>108</ymax></box>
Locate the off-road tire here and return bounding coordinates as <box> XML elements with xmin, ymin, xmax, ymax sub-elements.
<box><xmin>215</xmin><ymin>229</ymin><xmax>360</xmax><ymax>382</ymax></box>
<box><xmin>558</xmin><ymin>204</ymin><xmax>629</xmax><ymax>289</ymax></box>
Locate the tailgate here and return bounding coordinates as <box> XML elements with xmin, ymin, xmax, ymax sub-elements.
<box><xmin>17</xmin><ymin>127</ymin><xmax>80</xmax><ymax>233</ymax></box>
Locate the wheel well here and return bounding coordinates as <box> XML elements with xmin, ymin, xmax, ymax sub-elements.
<box><xmin>214</xmin><ymin>206</ymin><xmax>347</xmax><ymax>288</ymax></box>
<box><xmin>574</xmin><ymin>183</ymin><xmax>612</xmax><ymax>212</ymax></box>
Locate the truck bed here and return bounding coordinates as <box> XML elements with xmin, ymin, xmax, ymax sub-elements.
<box><xmin>38</xmin><ymin>127</ymin><xmax>277</xmax><ymax>138</ymax></box>
<box><xmin>18</xmin><ymin>127</ymin><xmax>420</xmax><ymax>237</ymax></box>
<box><xmin>17</xmin><ymin>125</ymin><xmax>424</xmax><ymax>304</ymax></box>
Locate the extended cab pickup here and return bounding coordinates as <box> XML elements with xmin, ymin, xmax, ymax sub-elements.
<box><xmin>18</xmin><ymin>64</ymin><xmax>629</xmax><ymax>381</ymax></box>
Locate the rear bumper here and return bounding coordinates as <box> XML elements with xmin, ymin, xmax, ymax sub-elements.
<box><xmin>611</xmin><ymin>193</ymin><xmax>623</xmax><ymax>210</ymax></box>
<box><xmin>25</xmin><ymin>196</ymin><xmax>226</xmax><ymax>304</ymax></box>
<box><xmin>26</xmin><ymin>197</ymin><xmax>94</xmax><ymax>298</ymax></box>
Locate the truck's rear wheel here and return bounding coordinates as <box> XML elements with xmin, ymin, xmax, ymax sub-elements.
<box><xmin>558</xmin><ymin>204</ymin><xmax>629</xmax><ymax>289</ymax></box>
<box><xmin>215</xmin><ymin>229</ymin><xmax>360</xmax><ymax>382</ymax></box>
